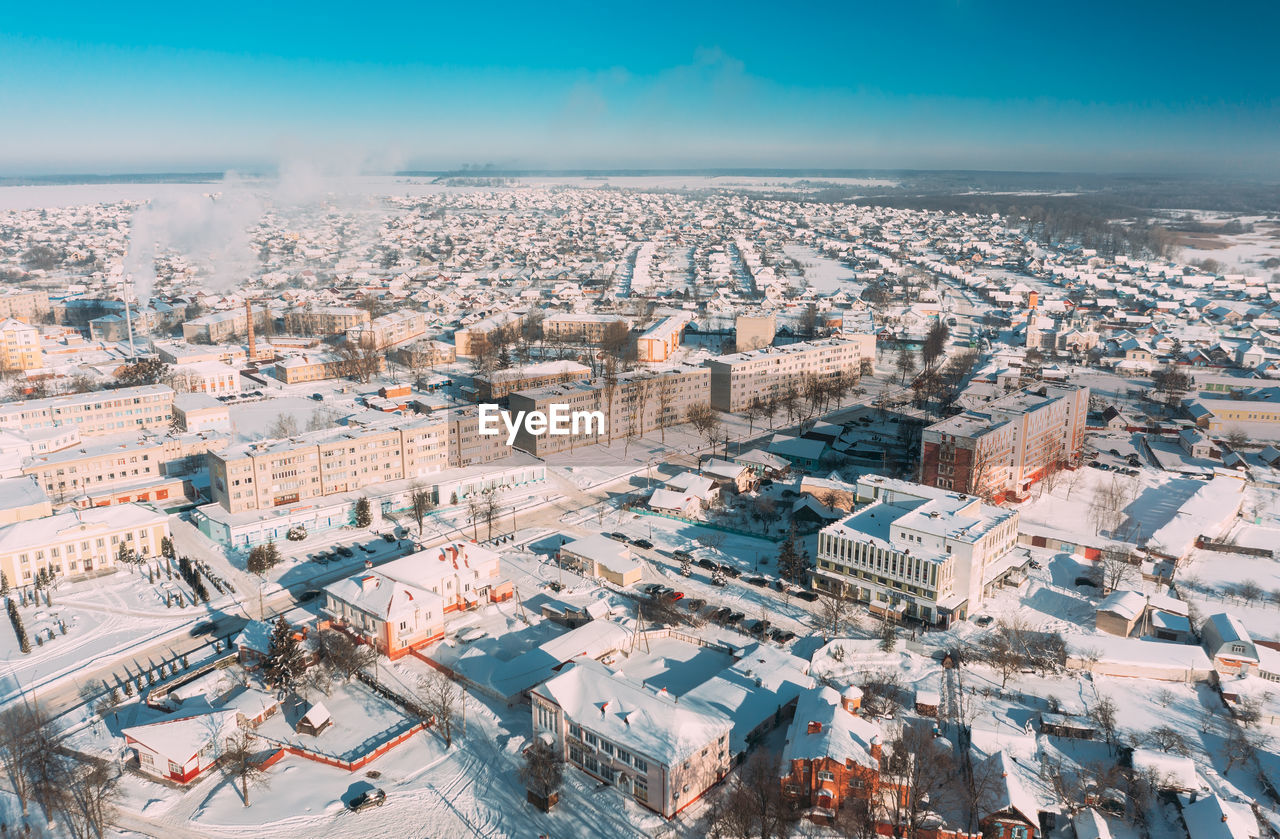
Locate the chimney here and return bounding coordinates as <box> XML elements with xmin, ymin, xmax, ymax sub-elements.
<box><xmin>364</xmin><ymin>559</ymin><xmax>373</xmax><ymax>569</ymax></box>
<box><xmin>807</xmin><ymin>721</ymin><xmax>823</xmax><ymax>734</ymax></box>
<box><xmin>246</xmin><ymin>300</ymin><xmax>255</xmax><ymax>361</ymax></box>
<box><xmin>359</xmin><ymin>574</ymin><xmax>377</xmax><ymax>592</ymax></box>
<box><xmin>841</xmin><ymin>685</ymin><xmax>863</xmax><ymax>714</ymax></box>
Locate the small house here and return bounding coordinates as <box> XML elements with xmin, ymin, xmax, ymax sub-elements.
<box><xmin>297</xmin><ymin>701</ymin><xmax>332</xmax><ymax>736</ymax></box>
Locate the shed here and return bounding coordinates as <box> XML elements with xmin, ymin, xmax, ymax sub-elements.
<box><xmin>297</xmin><ymin>701</ymin><xmax>332</xmax><ymax>736</ymax></box>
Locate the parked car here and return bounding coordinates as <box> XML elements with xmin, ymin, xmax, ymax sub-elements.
<box><xmin>311</xmin><ymin>393</ymin><xmax>324</xmax><ymax>401</ymax></box>
<box><xmin>672</xmin><ymin>550</ymin><xmax>692</xmax><ymax>562</ymax></box>
<box><xmin>697</xmin><ymin>558</ymin><xmax>718</xmax><ymax>570</ymax></box>
<box><xmin>771</xmin><ymin>579</ymin><xmax>787</xmax><ymax>591</ymax></box>
<box><xmin>298</xmin><ymin>590</ymin><xmax>321</xmax><ymax>603</ymax></box>
<box><xmin>642</xmin><ymin>583</ymin><xmax>665</xmax><ymax>596</ymax></box>
<box><xmin>189</xmin><ymin>621</ymin><xmax>216</xmax><ymax>637</ymax></box>
<box><xmin>349</xmin><ymin>789</ymin><xmax>386</xmax><ymax>812</ymax></box>
<box><xmin>1028</xmin><ymin>560</ymin><xmax>1042</xmax><ymax>570</ymax></box>
<box><xmin>382</xmin><ymin>533</ymin><xmax>396</xmax><ymax>542</ymax></box>
<box><xmin>974</xmin><ymin>615</ymin><xmax>993</xmax><ymax>627</ymax></box>
<box><xmin>663</xmin><ymin>590</ymin><xmax>685</xmax><ymax>602</ymax></box>
<box><xmin>629</xmin><ymin>538</ymin><xmax>654</xmax><ymax>550</ymax></box>
<box><xmin>725</xmin><ymin>611</ymin><xmax>745</xmax><ymax>627</ymax></box>
<box><xmin>795</xmin><ymin>591</ymin><xmax>819</xmax><ymax>602</ymax></box>
<box><xmin>606</xmin><ymin>532</ymin><xmax>628</xmax><ymax>542</ymax></box>
<box><xmin>710</xmin><ymin>607</ymin><xmax>731</xmax><ymax>623</ymax></box>
<box><xmin>359</xmin><ymin>543</ymin><xmax>375</xmax><ymax>553</ymax></box>
<box><xmin>336</xmin><ymin>546</ymin><xmax>355</xmax><ymax>558</ymax></box>
<box><xmin>771</xmin><ymin>629</ymin><xmax>796</xmax><ymax>643</ymax></box>
<box><xmin>719</xmin><ymin>564</ymin><xmax>741</xmax><ymax>578</ymax></box>
<box><xmin>746</xmin><ymin>576</ymin><xmax>768</xmax><ymax>587</ymax></box>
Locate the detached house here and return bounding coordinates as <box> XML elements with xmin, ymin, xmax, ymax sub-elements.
<box><xmin>780</xmin><ymin>685</ymin><xmax>885</xmax><ymax>819</ymax></box>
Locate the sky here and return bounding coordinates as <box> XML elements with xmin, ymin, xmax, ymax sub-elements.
<box><xmin>1</xmin><ymin>1</ymin><xmax>1277</xmax><ymax>176</ymax></box>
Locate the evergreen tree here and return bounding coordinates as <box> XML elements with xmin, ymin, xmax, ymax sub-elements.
<box><xmin>264</xmin><ymin>616</ymin><xmax>306</xmax><ymax>690</ymax></box>
<box><xmin>354</xmin><ymin>496</ymin><xmax>372</xmax><ymax>529</ymax></box>
<box><xmin>0</xmin><ymin>570</ymin><xmax>8</xmax><ymax>598</ymax></box>
<box><xmin>776</xmin><ymin>529</ymin><xmax>809</xmax><ymax>583</ymax></box>
<box><xmin>265</xmin><ymin>540</ymin><xmax>281</xmax><ymax>568</ymax></box>
<box><xmin>160</xmin><ymin>535</ymin><xmax>175</xmax><ymax>559</ymax></box>
<box><xmin>878</xmin><ymin>618</ymin><xmax>897</xmax><ymax>652</ymax></box>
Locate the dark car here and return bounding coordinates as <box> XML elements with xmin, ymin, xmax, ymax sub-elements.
<box><xmin>746</xmin><ymin>576</ymin><xmax>768</xmax><ymax>587</ymax></box>
<box><xmin>606</xmin><ymin>532</ymin><xmax>628</xmax><ymax>542</ymax></box>
<box><xmin>359</xmin><ymin>543</ymin><xmax>375</xmax><ymax>553</ymax></box>
<box><xmin>298</xmin><ymin>589</ymin><xmax>322</xmax><ymax>603</ymax></box>
<box><xmin>642</xmin><ymin>583</ymin><xmax>665</xmax><ymax>596</ymax></box>
<box><xmin>710</xmin><ymin>607</ymin><xmax>732</xmax><ymax>623</ymax></box>
<box><xmin>349</xmin><ymin>788</ymin><xmax>386</xmax><ymax>812</ymax></box>
<box><xmin>189</xmin><ymin>620</ymin><xmax>216</xmax><ymax>637</ymax></box>
<box><xmin>672</xmin><ymin>550</ymin><xmax>692</xmax><ymax>562</ymax></box>
<box><xmin>311</xmin><ymin>393</ymin><xmax>324</xmax><ymax>401</ymax></box>
<box><xmin>974</xmin><ymin>615</ymin><xmax>994</xmax><ymax>627</ymax></box>
<box><xmin>771</xmin><ymin>629</ymin><xmax>797</xmax><ymax>643</ymax></box>
<box><xmin>795</xmin><ymin>591</ymin><xmax>819</xmax><ymax>602</ymax></box>
<box><xmin>629</xmin><ymin>538</ymin><xmax>654</xmax><ymax>550</ymax></box>
<box><xmin>663</xmin><ymin>590</ymin><xmax>685</xmax><ymax>602</ymax></box>
<box><xmin>336</xmin><ymin>546</ymin><xmax>355</xmax><ymax>558</ymax></box>
<box><xmin>697</xmin><ymin>558</ymin><xmax>718</xmax><ymax>570</ymax></box>
<box><xmin>771</xmin><ymin>579</ymin><xmax>787</xmax><ymax>591</ymax></box>
<box><xmin>382</xmin><ymin>533</ymin><xmax>396</xmax><ymax>542</ymax></box>
<box><xmin>719</xmin><ymin>564</ymin><xmax>741</xmax><ymax>578</ymax></box>
<box><xmin>725</xmin><ymin>611</ymin><xmax>745</xmax><ymax>627</ymax></box>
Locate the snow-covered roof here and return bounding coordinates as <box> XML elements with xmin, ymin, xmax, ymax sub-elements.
<box><xmin>1132</xmin><ymin>748</ymin><xmax>1200</xmax><ymax>791</ymax></box>
<box><xmin>1096</xmin><ymin>590</ymin><xmax>1146</xmax><ymax>622</ymax></box>
<box><xmin>781</xmin><ymin>685</ymin><xmax>882</xmax><ymax>769</ymax></box>
<box><xmin>1182</xmin><ymin>794</ymin><xmax>1258</xmax><ymax>839</ymax></box>
<box><xmin>982</xmin><ymin>750</ymin><xmax>1039</xmax><ymax>825</ymax></box>
<box><xmin>123</xmin><ymin>710</ymin><xmax>238</xmax><ymax>765</ymax></box>
<box><xmin>534</xmin><ymin>658</ymin><xmax>730</xmax><ymax>767</ymax></box>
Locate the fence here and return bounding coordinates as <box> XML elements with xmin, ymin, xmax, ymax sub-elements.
<box><xmin>256</xmin><ymin>720</ymin><xmax>427</xmax><ymax>771</ymax></box>
<box><xmin>1197</xmin><ymin>538</ymin><xmax>1274</xmax><ymax>559</ymax></box>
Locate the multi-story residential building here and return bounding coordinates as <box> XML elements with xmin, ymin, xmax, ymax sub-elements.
<box><xmin>542</xmin><ymin>313</ymin><xmax>629</xmax><ymax>345</ymax></box>
<box><xmin>396</xmin><ymin>338</ymin><xmax>456</xmax><ymax>369</ymax></box>
<box><xmin>531</xmin><ymin>659</ymin><xmax>732</xmax><ymax>818</ymax></box>
<box><xmin>443</xmin><ymin>405</ymin><xmax>515</xmax><ymax>468</ymax></box>
<box><xmin>507</xmin><ymin>363</ymin><xmax>709</xmax><ymax>456</ymax></box>
<box><xmin>169</xmin><ymin>360</ymin><xmax>241</xmax><ymax>396</ymax></box>
<box><xmin>346</xmin><ymin>309</ymin><xmax>428</xmax><ymax>349</ymax></box>
<box><xmin>780</xmin><ymin>685</ymin><xmax>886</xmax><ymax>815</ymax></box>
<box><xmin>0</xmin><ymin>318</ymin><xmax>43</xmax><ymax>371</ymax></box>
<box><xmin>919</xmin><ymin>383</ymin><xmax>1089</xmax><ymax>502</ymax></box>
<box><xmin>705</xmin><ymin>335</ymin><xmax>876</xmax><ymax>413</ymax></box>
<box><xmin>283</xmin><ymin>305</ymin><xmax>370</xmax><ymax>336</ymax></box>
<box><xmin>274</xmin><ymin>351</ymin><xmax>386</xmax><ymax>384</ymax></box>
<box><xmin>182</xmin><ymin>308</ymin><xmax>269</xmax><ymax>344</ymax></box>
<box><xmin>207</xmin><ymin>417</ymin><xmax>449</xmax><ymax>513</ymax></box>
<box><xmin>323</xmin><ymin>541</ymin><xmax>511</xmax><ymax>659</ymax></box>
<box><xmin>0</xmin><ymin>289</ymin><xmax>50</xmax><ymax>324</ymax></box>
<box><xmin>0</xmin><ymin>502</ymin><xmax>170</xmax><ymax>584</ymax></box>
<box><xmin>636</xmin><ymin>314</ymin><xmax>690</xmax><ymax>363</ymax></box>
<box><xmin>172</xmin><ymin>394</ymin><xmax>232</xmax><ymax>433</ymax></box>
<box><xmin>473</xmin><ymin>360</ymin><xmax>590</xmax><ymax>402</ymax></box>
<box><xmin>735</xmin><ymin>313</ymin><xmax>776</xmax><ymax>352</ymax></box>
<box><xmin>0</xmin><ymin>384</ymin><xmax>174</xmax><ymax>438</ymax></box>
<box><xmin>454</xmin><ymin>311</ymin><xmax>523</xmax><ymax>357</ymax></box>
<box><xmin>21</xmin><ymin>433</ymin><xmax>224</xmax><ymax>506</ymax></box>
<box><xmin>811</xmin><ymin>476</ymin><xmax>1021</xmax><ymax>626</ymax></box>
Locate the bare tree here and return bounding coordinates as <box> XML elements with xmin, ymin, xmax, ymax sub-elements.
<box><xmin>318</xmin><ymin>629</ymin><xmax>376</xmax><ymax>682</ymax></box>
<box><xmin>519</xmin><ymin>736</ymin><xmax>564</xmax><ymax>810</ymax></box>
<box><xmin>1094</xmin><ymin>544</ymin><xmax>1135</xmax><ymax>594</ymax></box>
<box><xmin>268</xmin><ymin>413</ymin><xmax>298</xmax><ymax>439</ymax></box>
<box><xmin>0</xmin><ymin>703</ymin><xmax>47</xmax><ymax>817</ymax></box>
<box><xmin>744</xmin><ymin>396</ymin><xmax>770</xmax><ymax>435</ymax></box>
<box><xmin>884</xmin><ymin>724</ymin><xmax>953</xmax><ymax>838</ymax></box>
<box><xmin>220</xmin><ymin>729</ymin><xmax>270</xmax><ymax>807</ymax></box>
<box><xmin>418</xmin><ymin>669</ymin><xmax>461</xmax><ymax>749</ymax></box>
<box><xmin>686</xmin><ymin>403</ymin><xmax>722</xmax><ymax>452</ymax></box>
<box><xmin>1089</xmin><ymin>696</ymin><xmax>1119</xmax><ymax>753</ymax></box>
<box><xmin>816</xmin><ymin>589</ymin><xmax>857</xmax><ymax>642</ymax></box>
<box><xmin>481</xmin><ymin>487</ymin><xmax>504</xmax><ymax>540</ymax></box>
<box><xmin>734</xmin><ymin>748</ymin><xmax>798</xmax><ymax>839</ymax></box>
<box><xmin>1145</xmin><ymin>725</ymin><xmax>1191</xmax><ymax>755</ymax></box>
<box><xmin>409</xmin><ymin>484</ymin><xmax>435</xmax><ymax>536</ymax></box>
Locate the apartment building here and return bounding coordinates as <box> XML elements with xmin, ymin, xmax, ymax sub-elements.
<box><xmin>0</xmin><ymin>503</ymin><xmax>170</xmax><ymax>584</ymax></box>
<box><xmin>22</xmin><ymin>433</ymin><xmax>223</xmax><ymax>506</ymax></box>
<box><xmin>274</xmin><ymin>351</ymin><xmax>386</xmax><ymax>384</ymax></box>
<box><xmin>0</xmin><ymin>384</ymin><xmax>174</xmax><ymax>438</ymax></box>
<box><xmin>0</xmin><ymin>289</ymin><xmax>50</xmax><ymax>324</ymax></box>
<box><xmin>1188</xmin><ymin>390</ymin><xmax>1280</xmax><ymax>433</ymax></box>
<box><xmin>542</xmin><ymin>313</ymin><xmax>629</xmax><ymax>345</ymax></box>
<box><xmin>636</xmin><ymin>314</ymin><xmax>690</xmax><ymax>363</ymax></box>
<box><xmin>283</xmin><ymin>305</ymin><xmax>370</xmax><ymax>336</ymax></box>
<box><xmin>506</xmin><ymin>363</ymin><xmax>709</xmax><ymax>456</ymax></box>
<box><xmin>346</xmin><ymin>309</ymin><xmax>428</xmax><ymax>349</ymax></box>
<box><xmin>155</xmin><ymin>342</ymin><xmax>248</xmax><ymax>367</ymax></box>
<box><xmin>473</xmin><ymin>360</ymin><xmax>590</xmax><ymax>402</ymax></box>
<box><xmin>454</xmin><ymin>311</ymin><xmax>523</xmax><ymax>357</ymax></box>
<box><xmin>705</xmin><ymin>335</ymin><xmax>876</xmax><ymax>413</ymax></box>
<box><xmin>811</xmin><ymin>476</ymin><xmax>1021</xmax><ymax>626</ymax></box>
<box><xmin>0</xmin><ymin>318</ymin><xmax>43</xmax><ymax>371</ymax></box>
<box><xmin>396</xmin><ymin>338</ymin><xmax>456</xmax><ymax>369</ymax></box>
<box><xmin>182</xmin><ymin>308</ymin><xmax>264</xmax><ymax>344</ymax></box>
<box><xmin>169</xmin><ymin>360</ymin><xmax>241</xmax><ymax>396</ymax></box>
<box><xmin>443</xmin><ymin>405</ymin><xmax>515</xmax><ymax>468</ymax></box>
<box><xmin>919</xmin><ymin>383</ymin><xmax>1089</xmax><ymax>502</ymax></box>
<box><xmin>207</xmin><ymin>417</ymin><xmax>449</xmax><ymax>513</ymax></box>
<box><xmin>735</xmin><ymin>313</ymin><xmax>776</xmax><ymax>352</ymax></box>
<box><xmin>531</xmin><ymin>659</ymin><xmax>731</xmax><ymax>818</ymax></box>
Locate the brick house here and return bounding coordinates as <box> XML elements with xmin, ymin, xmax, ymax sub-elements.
<box><xmin>780</xmin><ymin>685</ymin><xmax>885</xmax><ymax>819</ymax></box>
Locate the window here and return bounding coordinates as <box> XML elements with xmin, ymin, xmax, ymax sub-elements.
<box><xmin>139</xmin><ymin>752</ymin><xmax>154</xmax><ymax>766</ymax></box>
<box><xmin>817</xmin><ymin>770</ymin><xmax>835</xmax><ymax>782</ymax></box>
<box><xmin>634</xmin><ymin>778</ymin><xmax>648</xmax><ymax>801</ymax></box>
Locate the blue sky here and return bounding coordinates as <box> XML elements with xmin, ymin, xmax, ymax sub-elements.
<box><xmin>1</xmin><ymin>1</ymin><xmax>1276</xmax><ymax>175</ymax></box>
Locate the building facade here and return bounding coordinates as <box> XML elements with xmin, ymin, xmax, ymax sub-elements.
<box><xmin>542</xmin><ymin>313</ymin><xmax>629</xmax><ymax>345</ymax></box>
<box><xmin>811</xmin><ymin>477</ymin><xmax>1020</xmax><ymax>626</ymax></box>
<box><xmin>507</xmin><ymin>364</ymin><xmax>709</xmax><ymax>456</ymax></box>
<box><xmin>0</xmin><ymin>318</ymin><xmax>43</xmax><ymax>371</ymax></box>
<box><xmin>920</xmin><ymin>383</ymin><xmax>1089</xmax><ymax>502</ymax></box>
<box><xmin>0</xmin><ymin>503</ymin><xmax>170</xmax><ymax>584</ymax></box>
<box><xmin>705</xmin><ymin>335</ymin><xmax>875</xmax><ymax>413</ymax></box>
<box><xmin>346</xmin><ymin>309</ymin><xmax>428</xmax><ymax>349</ymax></box>
<box><xmin>531</xmin><ymin>659</ymin><xmax>731</xmax><ymax>818</ymax></box>
<box><xmin>0</xmin><ymin>384</ymin><xmax>174</xmax><ymax>438</ymax></box>
<box><xmin>473</xmin><ymin>360</ymin><xmax>591</xmax><ymax>402</ymax></box>
<box><xmin>283</xmin><ymin>305</ymin><xmax>370</xmax><ymax>336</ymax></box>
